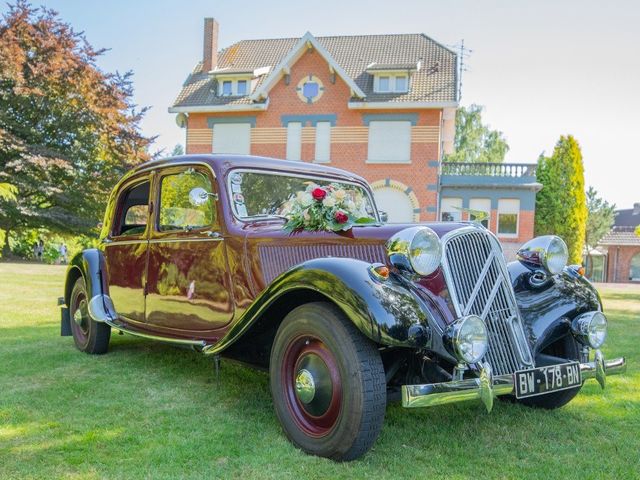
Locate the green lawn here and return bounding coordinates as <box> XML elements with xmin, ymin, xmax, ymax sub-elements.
<box><xmin>0</xmin><ymin>262</ymin><xmax>638</xmax><ymax>479</ymax></box>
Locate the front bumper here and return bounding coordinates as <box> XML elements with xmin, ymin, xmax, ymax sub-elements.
<box><xmin>402</xmin><ymin>351</ymin><xmax>627</xmax><ymax>412</ymax></box>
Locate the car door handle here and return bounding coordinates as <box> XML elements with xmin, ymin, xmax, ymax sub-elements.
<box><xmin>200</xmin><ymin>231</ymin><xmax>222</xmax><ymax>239</ymax></box>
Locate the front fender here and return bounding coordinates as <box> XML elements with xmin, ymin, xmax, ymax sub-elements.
<box><xmin>509</xmin><ymin>261</ymin><xmax>601</xmax><ymax>355</ymax></box>
<box><xmin>205</xmin><ymin>258</ymin><xmax>450</xmax><ymax>357</ymax></box>
<box><xmin>65</xmin><ymin>248</ymin><xmax>117</xmax><ymax>323</ymax></box>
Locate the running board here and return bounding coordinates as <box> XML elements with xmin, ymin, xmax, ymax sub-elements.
<box><xmin>105</xmin><ymin>319</ymin><xmax>210</xmax><ymax>349</ymax></box>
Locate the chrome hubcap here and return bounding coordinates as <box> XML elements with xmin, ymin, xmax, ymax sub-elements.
<box><xmin>74</xmin><ymin>300</ymin><xmax>86</xmax><ymax>326</ymax></box>
<box><xmin>295</xmin><ymin>368</ymin><xmax>316</xmax><ymax>404</ymax></box>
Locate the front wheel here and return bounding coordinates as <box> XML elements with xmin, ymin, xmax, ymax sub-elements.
<box><xmin>270</xmin><ymin>302</ymin><xmax>386</xmax><ymax>461</ymax></box>
<box><xmin>69</xmin><ymin>277</ymin><xmax>111</xmax><ymax>354</ymax></box>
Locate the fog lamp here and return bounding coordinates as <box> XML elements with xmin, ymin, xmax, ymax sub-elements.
<box><xmin>572</xmin><ymin>311</ymin><xmax>608</xmax><ymax>348</ymax></box>
<box><xmin>449</xmin><ymin>315</ymin><xmax>489</xmax><ymax>364</ymax></box>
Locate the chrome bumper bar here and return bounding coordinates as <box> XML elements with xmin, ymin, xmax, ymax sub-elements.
<box><xmin>402</xmin><ymin>352</ymin><xmax>627</xmax><ymax>412</ymax></box>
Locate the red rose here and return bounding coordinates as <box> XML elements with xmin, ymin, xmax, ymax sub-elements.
<box><xmin>312</xmin><ymin>187</ymin><xmax>327</xmax><ymax>201</ymax></box>
<box><xmin>334</xmin><ymin>211</ymin><xmax>349</xmax><ymax>224</ymax></box>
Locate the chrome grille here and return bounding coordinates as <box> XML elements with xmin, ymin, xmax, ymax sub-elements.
<box><xmin>441</xmin><ymin>227</ymin><xmax>533</xmax><ymax>375</ymax></box>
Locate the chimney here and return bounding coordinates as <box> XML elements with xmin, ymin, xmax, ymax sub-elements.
<box><xmin>203</xmin><ymin>18</ymin><xmax>219</xmax><ymax>72</ymax></box>
<box><xmin>633</xmin><ymin>202</ymin><xmax>640</xmax><ymax>215</ymax></box>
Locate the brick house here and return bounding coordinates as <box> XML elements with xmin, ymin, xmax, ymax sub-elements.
<box><xmin>599</xmin><ymin>203</ymin><xmax>640</xmax><ymax>283</ymax></box>
<box><xmin>170</xmin><ymin>18</ymin><xmax>538</xmax><ymax>255</ymax></box>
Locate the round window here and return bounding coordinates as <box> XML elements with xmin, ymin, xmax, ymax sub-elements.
<box><xmin>296</xmin><ymin>75</ymin><xmax>324</xmax><ymax>104</ymax></box>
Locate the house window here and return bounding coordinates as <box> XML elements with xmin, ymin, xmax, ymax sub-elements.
<box><xmin>296</xmin><ymin>75</ymin><xmax>324</xmax><ymax>103</ymax></box>
<box><xmin>222</xmin><ymin>80</ymin><xmax>232</xmax><ymax>96</ymax></box>
<box><xmin>630</xmin><ymin>253</ymin><xmax>640</xmax><ymax>281</ymax></box>
<box><xmin>212</xmin><ymin>123</ymin><xmax>251</xmax><ymax>154</ymax></box>
<box><xmin>441</xmin><ymin>198</ymin><xmax>462</xmax><ymax>222</ymax></box>
<box><xmin>314</xmin><ymin>121</ymin><xmax>331</xmax><ymax>163</ymax></box>
<box><xmin>374</xmin><ymin>75</ymin><xmax>409</xmax><ymax>93</ymax></box>
<box><xmin>237</xmin><ymin>80</ymin><xmax>247</xmax><ymax>96</ymax></box>
<box><xmin>286</xmin><ymin>122</ymin><xmax>302</xmax><ymax>161</ymax></box>
<box><xmin>378</xmin><ymin>76</ymin><xmax>390</xmax><ymax>92</ymax></box>
<box><xmin>367</xmin><ymin>121</ymin><xmax>411</xmax><ymax>163</ymax></box>
<box><xmin>395</xmin><ymin>76</ymin><xmax>408</xmax><ymax>92</ymax></box>
<box><xmin>497</xmin><ymin>199</ymin><xmax>520</xmax><ymax>237</ymax></box>
<box><xmin>469</xmin><ymin>198</ymin><xmax>491</xmax><ymax>228</ymax></box>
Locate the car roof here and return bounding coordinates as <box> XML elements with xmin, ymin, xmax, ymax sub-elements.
<box><xmin>129</xmin><ymin>154</ymin><xmax>370</xmax><ymax>185</ymax></box>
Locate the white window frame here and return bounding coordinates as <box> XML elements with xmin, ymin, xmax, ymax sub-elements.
<box><xmin>469</xmin><ymin>198</ymin><xmax>491</xmax><ymax>228</ymax></box>
<box><xmin>217</xmin><ymin>77</ymin><xmax>252</xmax><ymax>97</ymax></box>
<box><xmin>373</xmin><ymin>74</ymin><xmax>410</xmax><ymax>93</ymax></box>
<box><xmin>367</xmin><ymin>121</ymin><xmax>412</xmax><ymax>164</ymax></box>
<box><xmin>440</xmin><ymin>197</ymin><xmax>462</xmax><ymax>222</ymax></box>
<box><xmin>286</xmin><ymin>122</ymin><xmax>302</xmax><ymax>161</ymax></box>
<box><xmin>497</xmin><ymin>198</ymin><xmax>520</xmax><ymax>238</ymax></box>
<box><xmin>237</xmin><ymin>80</ymin><xmax>248</xmax><ymax>96</ymax></box>
<box><xmin>314</xmin><ymin>121</ymin><xmax>331</xmax><ymax>163</ymax></box>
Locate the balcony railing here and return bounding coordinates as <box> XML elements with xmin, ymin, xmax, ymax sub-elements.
<box><xmin>442</xmin><ymin>162</ymin><xmax>537</xmax><ymax>177</ymax></box>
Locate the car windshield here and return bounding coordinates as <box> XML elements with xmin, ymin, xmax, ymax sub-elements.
<box><xmin>227</xmin><ymin>170</ymin><xmax>377</xmax><ymax>222</ymax></box>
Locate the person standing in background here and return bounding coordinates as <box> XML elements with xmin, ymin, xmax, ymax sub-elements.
<box><xmin>59</xmin><ymin>243</ymin><xmax>68</xmax><ymax>264</ymax></box>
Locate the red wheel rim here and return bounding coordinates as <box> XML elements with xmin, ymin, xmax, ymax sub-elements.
<box><xmin>281</xmin><ymin>335</ymin><xmax>342</xmax><ymax>437</ymax></box>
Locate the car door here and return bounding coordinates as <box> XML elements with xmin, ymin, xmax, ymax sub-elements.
<box><xmin>145</xmin><ymin>165</ymin><xmax>234</xmax><ymax>332</ymax></box>
<box><xmin>103</xmin><ymin>174</ymin><xmax>151</xmax><ymax>324</ymax></box>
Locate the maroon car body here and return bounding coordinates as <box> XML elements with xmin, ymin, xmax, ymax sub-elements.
<box><xmin>60</xmin><ymin>154</ymin><xmax>626</xmax><ymax>461</ymax></box>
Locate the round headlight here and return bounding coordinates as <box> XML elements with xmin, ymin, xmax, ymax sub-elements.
<box><xmin>409</xmin><ymin>228</ymin><xmax>442</xmax><ymax>276</ymax></box>
<box><xmin>386</xmin><ymin>227</ymin><xmax>442</xmax><ymax>276</ymax></box>
<box><xmin>545</xmin><ymin>236</ymin><xmax>569</xmax><ymax>275</ymax></box>
<box><xmin>572</xmin><ymin>311</ymin><xmax>608</xmax><ymax>348</ymax></box>
<box><xmin>451</xmin><ymin>315</ymin><xmax>489</xmax><ymax>364</ymax></box>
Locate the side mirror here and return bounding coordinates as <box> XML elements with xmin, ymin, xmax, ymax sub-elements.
<box><xmin>189</xmin><ymin>187</ymin><xmax>218</xmax><ymax>207</ymax></box>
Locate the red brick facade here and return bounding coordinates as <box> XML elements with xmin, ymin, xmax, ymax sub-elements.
<box><xmin>606</xmin><ymin>245</ymin><xmax>640</xmax><ymax>283</ymax></box>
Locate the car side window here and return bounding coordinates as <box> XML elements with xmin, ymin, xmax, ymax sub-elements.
<box><xmin>113</xmin><ymin>180</ymin><xmax>150</xmax><ymax>237</ymax></box>
<box><xmin>158</xmin><ymin>169</ymin><xmax>215</xmax><ymax>232</ymax></box>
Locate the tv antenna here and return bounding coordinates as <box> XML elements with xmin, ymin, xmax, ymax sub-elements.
<box><xmin>449</xmin><ymin>40</ymin><xmax>472</xmax><ymax>101</ymax></box>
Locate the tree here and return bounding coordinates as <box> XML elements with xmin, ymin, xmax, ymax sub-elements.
<box><xmin>584</xmin><ymin>187</ymin><xmax>615</xmax><ymax>276</ymax></box>
<box><xmin>0</xmin><ymin>183</ymin><xmax>17</xmax><ymax>201</ymax></box>
<box><xmin>0</xmin><ymin>1</ymin><xmax>153</xmax><ymax>256</ymax></box>
<box><xmin>443</xmin><ymin>104</ymin><xmax>509</xmax><ymax>163</ymax></box>
<box><xmin>534</xmin><ymin>135</ymin><xmax>587</xmax><ymax>264</ymax></box>
<box><xmin>171</xmin><ymin>144</ymin><xmax>184</xmax><ymax>156</ymax></box>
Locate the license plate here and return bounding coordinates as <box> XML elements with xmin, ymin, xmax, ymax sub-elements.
<box><xmin>514</xmin><ymin>362</ymin><xmax>582</xmax><ymax>399</ymax></box>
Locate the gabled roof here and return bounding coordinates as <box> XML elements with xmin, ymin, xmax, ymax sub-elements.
<box><xmin>600</xmin><ymin>227</ymin><xmax>640</xmax><ymax>246</ymax></box>
<box><xmin>613</xmin><ymin>205</ymin><xmax>640</xmax><ymax>228</ymax></box>
<box><xmin>250</xmin><ymin>32</ymin><xmax>365</xmax><ymax>101</ymax></box>
<box><xmin>170</xmin><ymin>32</ymin><xmax>457</xmax><ymax>112</ymax></box>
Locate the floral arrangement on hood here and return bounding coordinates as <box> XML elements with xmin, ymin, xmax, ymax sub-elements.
<box><xmin>282</xmin><ymin>182</ymin><xmax>376</xmax><ymax>233</ymax></box>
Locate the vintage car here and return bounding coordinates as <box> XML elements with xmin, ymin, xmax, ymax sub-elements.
<box><xmin>59</xmin><ymin>154</ymin><xmax>626</xmax><ymax>461</ymax></box>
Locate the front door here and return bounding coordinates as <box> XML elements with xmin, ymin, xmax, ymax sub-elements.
<box><xmin>145</xmin><ymin>165</ymin><xmax>233</xmax><ymax>332</ymax></box>
<box><xmin>103</xmin><ymin>175</ymin><xmax>151</xmax><ymax>324</ymax></box>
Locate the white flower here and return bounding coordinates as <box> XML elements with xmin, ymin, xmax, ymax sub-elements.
<box><xmin>296</xmin><ymin>191</ymin><xmax>313</xmax><ymax>207</ymax></box>
<box><xmin>334</xmin><ymin>189</ymin><xmax>346</xmax><ymax>201</ymax></box>
<box><xmin>303</xmin><ymin>210</ymin><xmax>311</xmax><ymax>221</ymax></box>
<box><xmin>345</xmin><ymin>200</ymin><xmax>356</xmax><ymax>211</ymax></box>
<box><xmin>323</xmin><ymin>197</ymin><xmax>336</xmax><ymax>208</ymax></box>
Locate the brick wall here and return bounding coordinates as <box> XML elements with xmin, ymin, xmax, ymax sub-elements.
<box><xmin>185</xmin><ymin>48</ymin><xmax>441</xmax><ymax>221</ymax></box>
<box><xmin>606</xmin><ymin>245</ymin><xmax>640</xmax><ymax>283</ymax></box>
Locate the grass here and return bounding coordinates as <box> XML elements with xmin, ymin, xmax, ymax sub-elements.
<box><xmin>0</xmin><ymin>262</ymin><xmax>638</xmax><ymax>479</ymax></box>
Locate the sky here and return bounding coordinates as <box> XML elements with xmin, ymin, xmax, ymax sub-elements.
<box><xmin>4</xmin><ymin>0</ymin><xmax>639</xmax><ymax>208</ymax></box>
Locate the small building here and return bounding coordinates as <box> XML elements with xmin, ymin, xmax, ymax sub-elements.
<box><xmin>599</xmin><ymin>203</ymin><xmax>640</xmax><ymax>283</ymax></box>
<box><xmin>170</xmin><ymin>18</ymin><xmax>538</xmax><ymax>252</ymax></box>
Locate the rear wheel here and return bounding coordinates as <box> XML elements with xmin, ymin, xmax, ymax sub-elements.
<box><xmin>69</xmin><ymin>277</ymin><xmax>111</xmax><ymax>354</ymax></box>
<box><xmin>270</xmin><ymin>302</ymin><xmax>386</xmax><ymax>461</ymax></box>
<box><xmin>516</xmin><ymin>334</ymin><xmax>582</xmax><ymax>409</ymax></box>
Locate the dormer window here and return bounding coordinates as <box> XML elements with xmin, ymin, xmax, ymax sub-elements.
<box><xmin>366</xmin><ymin>62</ymin><xmax>419</xmax><ymax>94</ymax></box>
<box><xmin>237</xmin><ymin>80</ymin><xmax>248</xmax><ymax>96</ymax></box>
<box><xmin>374</xmin><ymin>75</ymin><xmax>408</xmax><ymax>93</ymax></box>
<box><xmin>222</xmin><ymin>80</ymin><xmax>233</xmax><ymax>96</ymax></box>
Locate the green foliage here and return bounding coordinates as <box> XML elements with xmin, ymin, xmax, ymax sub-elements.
<box><xmin>0</xmin><ymin>2</ymin><xmax>153</xmax><ymax>255</ymax></box>
<box><xmin>0</xmin><ymin>263</ymin><xmax>638</xmax><ymax>479</ymax></box>
<box><xmin>443</xmin><ymin>104</ymin><xmax>509</xmax><ymax>163</ymax></box>
<box><xmin>0</xmin><ymin>182</ymin><xmax>17</xmax><ymax>201</ymax></box>
<box><xmin>5</xmin><ymin>228</ymin><xmax>98</xmax><ymax>263</ymax></box>
<box><xmin>585</xmin><ymin>187</ymin><xmax>616</xmax><ymax>250</ymax></box>
<box><xmin>170</xmin><ymin>144</ymin><xmax>184</xmax><ymax>156</ymax></box>
<box><xmin>534</xmin><ymin>135</ymin><xmax>587</xmax><ymax>264</ymax></box>
<box><xmin>636</xmin><ymin>225</ymin><xmax>640</xmax><ymax>237</ymax></box>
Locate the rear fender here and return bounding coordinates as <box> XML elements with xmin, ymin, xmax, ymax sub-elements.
<box><xmin>65</xmin><ymin>249</ymin><xmax>116</xmax><ymax>323</ymax></box>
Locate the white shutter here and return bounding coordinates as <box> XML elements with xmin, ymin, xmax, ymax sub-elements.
<box><xmin>367</xmin><ymin>121</ymin><xmax>411</xmax><ymax>163</ymax></box>
<box><xmin>286</xmin><ymin>122</ymin><xmax>302</xmax><ymax>161</ymax></box>
<box><xmin>498</xmin><ymin>199</ymin><xmax>520</xmax><ymax>214</ymax></box>
<box><xmin>314</xmin><ymin>122</ymin><xmax>331</xmax><ymax>163</ymax></box>
<box><xmin>212</xmin><ymin>123</ymin><xmax>251</xmax><ymax>154</ymax></box>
